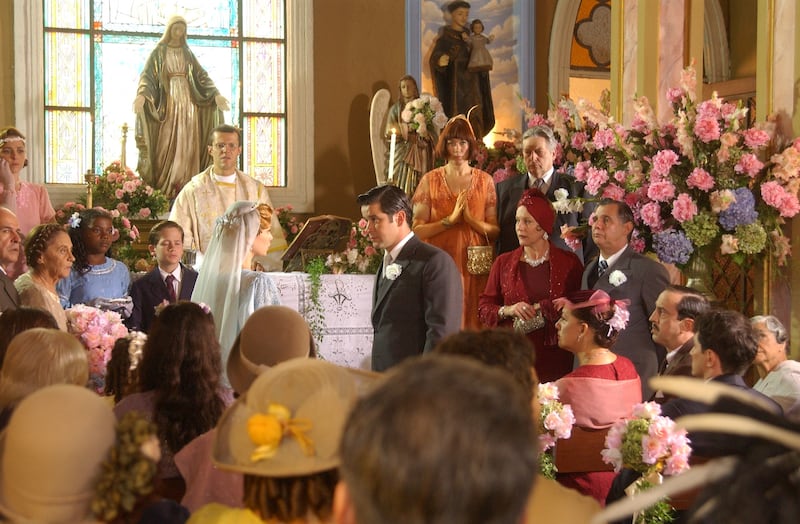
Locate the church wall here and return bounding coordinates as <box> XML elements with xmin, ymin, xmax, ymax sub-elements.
<box><xmin>0</xmin><ymin>0</ymin><xmax>14</xmax><ymax>125</ymax></box>
<box><xmin>312</xmin><ymin>0</ymin><xmax>405</xmax><ymax>219</ymax></box>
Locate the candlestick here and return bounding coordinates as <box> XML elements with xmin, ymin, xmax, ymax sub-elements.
<box><xmin>120</xmin><ymin>123</ymin><xmax>128</xmax><ymax>169</ymax></box>
<box><xmin>84</xmin><ymin>169</ymin><xmax>96</xmax><ymax>208</ymax></box>
<box><xmin>387</xmin><ymin>128</ymin><xmax>396</xmax><ymax>183</ymax></box>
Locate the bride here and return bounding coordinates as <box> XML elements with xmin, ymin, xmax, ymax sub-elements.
<box><xmin>192</xmin><ymin>201</ymin><xmax>280</xmax><ymax>380</ymax></box>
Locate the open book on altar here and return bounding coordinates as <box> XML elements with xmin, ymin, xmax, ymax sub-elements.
<box><xmin>281</xmin><ymin>215</ymin><xmax>353</xmax><ymax>272</ymax></box>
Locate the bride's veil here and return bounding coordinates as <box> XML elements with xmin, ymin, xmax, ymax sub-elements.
<box><xmin>191</xmin><ymin>201</ymin><xmax>260</xmax><ymax>371</ymax></box>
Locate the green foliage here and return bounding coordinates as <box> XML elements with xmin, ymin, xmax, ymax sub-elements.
<box><xmin>304</xmin><ymin>256</ymin><xmax>327</xmax><ymax>345</ymax></box>
<box><xmin>539</xmin><ymin>450</ymin><xmax>557</xmax><ymax>480</ymax></box>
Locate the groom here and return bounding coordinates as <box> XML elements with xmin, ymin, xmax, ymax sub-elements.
<box><xmin>358</xmin><ymin>185</ymin><xmax>462</xmax><ymax>371</ymax></box>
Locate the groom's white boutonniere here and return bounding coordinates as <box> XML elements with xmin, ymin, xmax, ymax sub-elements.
<box><xmin>385</xmin><ymin>263</ymin><xmax>402</xmax><ymax>280</ymax></box>
<box><xmin>608</xmin><ymin>270</ymin><xmax>627</xmax><ymax>287</ymax></box>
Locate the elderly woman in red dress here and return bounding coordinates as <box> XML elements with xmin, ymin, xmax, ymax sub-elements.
<box><xmin>478</xmin><ymin>189</ymin><xmax>583</xmax><ymax>383</ymax></box>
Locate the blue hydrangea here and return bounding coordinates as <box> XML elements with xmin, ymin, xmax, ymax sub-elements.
<box><xmin>718</xmin><ymin>187</ymin><xmax>758</xmax><ymax>231</ymax></box>
<box><xmin>654</xmin><ymin>229</ymin><xmax>694</xmax><ymax>265</ymax></box>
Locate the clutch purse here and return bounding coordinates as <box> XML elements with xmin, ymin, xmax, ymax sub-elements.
<box><xmin>513</xmin><ymin>312</ymin><xmax>545</xmax><ymax>334</ymax></box>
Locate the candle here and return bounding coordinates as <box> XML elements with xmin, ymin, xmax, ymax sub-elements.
<box><xmin>387</xmin><ymin>128</ymin><xmax>396</xmax><ymax>183</ymax></box>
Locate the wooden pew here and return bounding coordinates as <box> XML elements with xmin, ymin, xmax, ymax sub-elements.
<box><xmin>553</xmin><ymin>426</ymin><xmax>614</xmax><ymax>473</ymax></box>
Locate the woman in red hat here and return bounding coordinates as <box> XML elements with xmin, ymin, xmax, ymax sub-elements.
<box><xmin>478</xmin><ymin>188</ymin><xmax>583</xmax><ymax>382</ymax></box>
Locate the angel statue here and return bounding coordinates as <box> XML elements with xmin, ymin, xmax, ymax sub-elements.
<box><xmin>134</xmin><ymin>15</ymin><xmax>230</xmax><ymax>198</ymax></box>
<box><xmin>369</xmin><ymin>75</ymin><xmax>438</xmax><ymax>197</ymax></box>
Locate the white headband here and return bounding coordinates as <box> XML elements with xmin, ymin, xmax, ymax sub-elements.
<box><xmin>0</xmin><ymin>136</ymin><xmax>25</xmax><ymax>147</ymax></box>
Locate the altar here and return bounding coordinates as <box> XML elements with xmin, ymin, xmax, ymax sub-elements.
<box><xmin>267</xmin><ymin>272</ymin><xmax>374</xmax><ymax>370</ymax></box>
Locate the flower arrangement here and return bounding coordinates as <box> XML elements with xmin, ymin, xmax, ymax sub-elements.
<box><xmin>91</xmin><ymin>412</ymin><xmax>160</xmax><ymax>521</ymax></box>
<box><xmin>324</xmin><ymin>219</ymin><xmax>382</xmax><ymax>275</ymax></box>
<box><xmin>537</xmin><ymin>382</ymin><xmax>576</xmax><ymax>479</ymax></box>
<box><xmin>65</xmin><ymin>304</ymin><xmax>129</xmax><ymax>394</ymax></box>
<box><xmin>473</xmin><ymin>137</ymin><xmax>525</xmax><ymax>184</ymax></box>
<box><xmin>401</xmin><ymin>94</ymin><xmax>448</xmax><ymax>139</ymax></box>
<box><xmin>55</xmin><ymin>202</ymin><xmax>142</xmax><ymax>269</ymax></box>
<box><xmin>276</xmin><ymin>204</ymin><xmax>302</xmax><ymax>244</ymax></box>
<box><xmin>602</xmin><ymin>401</ymin><xmax>692</xmax><ymax>523</ymax></box>
<box><xmin>528</xmin><ymin>65</ymin><xmax>799</xmax><ymax>269</ymax></box>
<box><xmin>92</xmin><ymin>161</ymin><xmax>169</xmax><ymax>219</ymax></box>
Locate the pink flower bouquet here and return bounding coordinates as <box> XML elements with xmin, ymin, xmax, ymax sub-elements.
<box><xmin>65</xmin><ymin>304</ymin><xmax>129</xmax><ymax>394</ymax></box>
<box><xmin>601</xmin><ymin>401</ymin><xmax>692</xmax><ymax>476</ymax></box>
<box><xmin>537</xmin><ymin>382</ymin><xmax>575</xmax><ymax>479</ymax></box>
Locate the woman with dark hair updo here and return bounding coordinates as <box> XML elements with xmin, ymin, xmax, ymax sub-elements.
<box><xmin>552</xmin><ymin>289</ymin><xmax>642</xmax><ymax>504</ymax></box>
<box><xmin>14</xmin><ymin>223</ymin><xmax>74</xmax><ymax>330</ymax></box>
<box><xmin>57</xmin><ymin>207</ymin><xmax>131</xmax><ymax>310</ymax></box>
<box><xmin>114</xmin><ymin>301</ymin><xmax>233</xmax><ymax>500</ymax></box>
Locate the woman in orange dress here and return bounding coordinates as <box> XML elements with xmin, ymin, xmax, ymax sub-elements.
<box><xmin>411</xmin><ymin>116</ymin><xmax>499</xmax><ymax>329</ymax></box>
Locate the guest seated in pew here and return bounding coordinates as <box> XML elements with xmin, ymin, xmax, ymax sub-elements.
<box><xmin>58</xmin><ymin>207</ymin><xmax>131</xmax><ymax>313</ymax></box>
<box><xmin>0</xmin><ymin>385</ymin><xmax>164</xmax><ymax>523</ymax></box>
<box><xmin>552</xmin><ymin>289</ymin><xmax>642</xmax><ymax>504</ymax></box>
<box><xmin>751</xmin><ymin>314</ymin><xmax>800</xmax><ymax>421</ymax></box>
<box><xmin>15</xmin><ymin>223</ymin><xmax>73</xmax><ymax>330</ymax></box>
<box><xmin>0</xmin><ymin>328</ymin><xmax>88</xmax><ymax>431</ymax></box>
<box><xmin>334</xmin><ymin>355</ymin><xmax>537</xmax><ymax>524</ymax></box>
<box><xmin>594</xmin><ymin>377</ymin><xmax>800</xmax><ymax>524</ymax></box>
<box><xmin>104</xmin><ymin>330</ymin><xmax>147</xmax><ymax>404</ymax></box>
<box><xmin>176</xmin><ymin>305</ymin><xmax>316</xmax><ymax>512</ymax></box>
<box><xmin>0</xmin><ymin>126</ymin><xmax>56</xmax><ymax>278</ymax></box>
<box><xmin>648</xmin><ymin>285</ymin><xmax>710</xmax><ymax>401</ymax></box>
<box><xmin>187</xmin><ymin>358</ymin><xmax>378</xmax><ymax>524</ymax></box>
<box><xmin>434</xmin><ymin>329</ymin><xmax>602</xmax><ymax>522</ymax></box>
<box><xmin>191</xmin><ymin>201</ymin><xmax>280</xmax><ymax>382</ymax></box>
<box><xmin>114</xmin><ymin>302</ymin><xmax>234</xmax><ymax>502</ymax></box>
<box><xmin>128</xmin><ymin>220</ymin><xmax>198</xmax><ymax>333</ymax></box>
<box><xmin>0</xmin><ymin>306</ymin><xmax>58</xmax><ymax>368</ymax></box>
<box><xmin>605</xmin><ymin>308</ymin><xmax>782</xmax><ymax>522</ymax></box>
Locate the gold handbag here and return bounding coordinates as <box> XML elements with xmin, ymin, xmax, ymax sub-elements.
<box><xmin>466</xmin><ymin>232</ymin><xmax>494</xmax><ymax>276</ymax></box>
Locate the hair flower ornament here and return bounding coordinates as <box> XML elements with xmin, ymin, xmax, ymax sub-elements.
<box><xmin>607</xmin><ymin>301</ymin><xmax>631</xmax><ymax>333</ymax></box>
<box><xmin>247</xmin><ymin>402</ymin><xmax>315</xmax><ymax>462</ymax></box>
<box><xmin>608</xmin><ymin>270</ymin><xmax>627</xmax><ymax>287</ymax></box>
<box><xmin>68</xmin><ymin>212</ymin><xmax>81</xmax><ymax>229</ymax></box>
<box><xmin>385</xmin><ymin>263</ymin><xmax>402</xmax><ymax>280</ymax></box>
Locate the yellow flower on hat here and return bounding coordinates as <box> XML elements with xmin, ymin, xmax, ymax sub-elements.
<box><xmin>247</xmin><ymin>403</ymin><xmax>315</xmax><ymax>462</ymax></box>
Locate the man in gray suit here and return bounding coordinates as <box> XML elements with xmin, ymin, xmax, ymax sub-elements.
<box><xmin>582</xmin><ymin>198</ymin><xmax>669</xmax><ymax>399</ymax></box>
<box><xmin>0</xmin><ymin>207</ymin><xmax>21</xmax><ymax>312</ymax></box>
<box><xmin>496</xmin><ymin>126</ymin><xmax>596</xmax><ymax>262</ymax></box>
<box><xmin>358</xmin><ymin>185</ymin><xmax>462</xmax><ymax>372</ymax></box>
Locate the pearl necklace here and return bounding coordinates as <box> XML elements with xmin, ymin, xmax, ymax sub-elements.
<box><xmin>523</xmin><ymin>249</ymin><xmax>549</xmax><ymax>268</ymax></box>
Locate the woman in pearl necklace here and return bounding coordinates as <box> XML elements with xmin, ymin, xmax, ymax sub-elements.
<box><xmin>478</xmin><ymin>188</ymin><xmax>584</xmax><ymax>382</ymax></box>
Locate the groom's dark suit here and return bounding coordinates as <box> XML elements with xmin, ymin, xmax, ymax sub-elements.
<box><xmin>496</xmin><ymin>170</ymin><xmax>597</xmax><ymax>263</ymax></box>
<box><xmin>0</xmin><ymin>270</ymin><xmax>19</xmax><ymax>313</ymax></box>
<box><xmin>371</xmin><ymin>235</ymin><xmax>463</xmax><ymax>372</ymax></box>
<box><xmin>128</xmin><ymin>264</ymin><xmax>198</xmax><ymax>332</ymax></box>
<box><xmin>582</xmin><ymin>245</ymin><xmax>669</xmax><ymax>399</ymax></box>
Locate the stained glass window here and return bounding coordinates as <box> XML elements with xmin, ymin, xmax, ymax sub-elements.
<box><xmin>43</xmin><ymin>0</ymin><xmax>287</xmax><ymax>189</ymax></box>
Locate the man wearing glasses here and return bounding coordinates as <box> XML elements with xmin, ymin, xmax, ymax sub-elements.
<box><xmin>169</xmin><ymin>124</ymin><xmax>287</xmax><ymax>269</ymax></box>
<box><xmin>0</xmin><ymin>207</ymin><xmax>21</xmax><ymax>312</ymax></box>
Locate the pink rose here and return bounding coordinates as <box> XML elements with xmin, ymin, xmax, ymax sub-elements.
<box><xmin>358</xmin><ymin>218</ymin><xmax>367</xmax><ymax>229</ymax></box>
<box><xmin>139</xmin><ymin>207</ymin><xmax>151</xmax><ymax>218</ymax></box>
<box><xmin>650</xmin><ymin>149</ymin><xmax>679</xmax><ymax>178</ymax></box>
<box><xmin>123</xmin><ymin>181</ymin><xmax>137</xmax><ymax>193</ymax></box>
<box><xmin>734</xmin><ymin>153</ymin><xmax>764</xmax><ymax>177</ymax></box>
<box><xmin>694</xmin><ymin>116</ymin><xmax>721</xmax><ymax>143</ymax></box>
<box><xmin>114</xmin><ymin>189</ymin><xmax>125</xmax><ymax>199</ymax></box>
<box><xmin>570</xmin><ymin>131</ymin><xmax>587</xmax><ymax>151</ymax></box>
<box><xmin>585</xmin><ymin>167</ymin><xmax>609</xmax><ymax>195</ymax></box>
<box><xmin>364</xmin><ymin>245</ymin><xmax>377</xmax><ymax>256</ymax></box>
<box><xmin>602</xmin><ymin>183</ymin><xmax>626</xmax><ymax>201</ymax></box>
<box><xmin>639</xmin><ymin>202</ymin><xmax>663</xmax><ymax>230</ymax></box>
<box><xmin>743</xmin><ymin>128</ymin><xmax>771</xmax><ymax>149</ymax></box>
<box><xmin>671</xmin><ymin>193</ymin><xmax>698</xmax><ymax>223</ymax></box>
<box><xmin>122</xmin><ymin>217</ymin><xmax>131</xmax><ymax>228</ymax></box>
<box><xmin>629</xmin><ymin>236</ymin><xmax>645</xmax><ymax>253</ymax></box>
<box><xmin>116</xmin><ymin>203</ymin><xmax>129</xmax><ymax>214</ymax></box>
<box><xmin>646</xmin><ymin>180</ymin><xmax>676</xmax><ymax>202</ymax></box>
<box><xmin>686</xmin><ymin>167</ymin><xmax>714</xmax><ymax>191</ymax></box>
<box><xmin>110</xmin><ymin>209</ymin><xmax>120</xmax><ymax>218</ymax></box>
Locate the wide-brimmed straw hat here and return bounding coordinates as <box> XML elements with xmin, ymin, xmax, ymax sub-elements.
<box><xmin>227</xmin><ymin>306</ymin><xmax>314</xmax><ymax>394</ymax></box>
<box><xmin>0</xmin><ymin>384</ymin><xmax>116</xmax><ymax>523</ymax></box>
<box><xmin>213</xmin><ymin>358</ymin><xmax>378</xmax><ymax>478</ymax></box>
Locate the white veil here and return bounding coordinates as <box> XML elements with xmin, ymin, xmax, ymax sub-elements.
<box><xmin>191</xmin><ymin>201</ymin><xmax>261</xmax><ymax>375</ymax></box>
